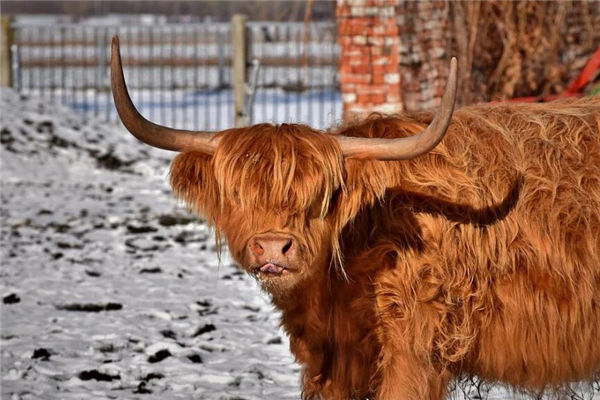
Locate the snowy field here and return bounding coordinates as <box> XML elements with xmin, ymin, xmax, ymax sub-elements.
<box><xmin>1</xmin><ymin>88</ymin><xmax>599</xmax><ymax>400</ymax></box>
<box><xmin>0</xmin><ymin>88</ymin><xmax>299</xmax><ymax>399</ymax></box>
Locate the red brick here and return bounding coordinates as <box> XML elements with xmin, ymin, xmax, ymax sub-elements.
<box><xmin>349</xmin><ymin>17</ymin><xmax>376</xmax><ymax>25</ymax></box>
<box><xmin>337</xmin><ymin>24</ymin><xmax>352</xmax><ymax>36</ymax></box>
<box><xmin>351</xmin><ymin>64</ymin><xmax>372</xmax><ymax>74</ymax></box>
<box><xmin>338</xmin><ymin>36</ymin><xmax>354</xmax><ymax>46</ymax></box>
<box><xmin>356</xmin><ymin>84</ymin><xmax>387</xmax><ymax>94</ymax></box>
<box><xmin>343</xmin><ymin>45</ymin><xmax>371</xmax><ymax>56</ymax></box>
<box><xmin>350</xmin><ymin>57</ymin><xmax>368</xmax><ymax>66</ymax></box>
<box><xmin>336</xmin><ymin>5</ymin><xmax>351</xmax><ymax>17</ymax></box>
<box><xmin>340</xmin><ymin>72</ymin><xmax>372</xmax><ymax>84</ymax></box>
<box><xmin>384</xmin><ymin>62</ymin><xmax>399</xmax><ymax>73</ymax></box>
<box><xmin>373</xmin><ymin>72</ymin><xmax>385</xmax><ymax>84</ymax></box>
<box><xmin>339</xmin><ymin>63</ymin><xmax>354</xmax><ymax>74</ymax></box>
<box><xmin>357</xmin><ymin>93</ymin><xmax>371</xmax><ymax>104</ymax></box>
<box><xmin>371</xmin><ymin>93</ymin><xmax>386</xmax><ymax>103</ymax></box>
<box><xmin>372</xmin><ymin>64</ymin><xmax>386</xmax><ymax>73</ymax></box>
<box><xmin>340</xmin><ymin>54</ymin><xmax>369</xmax><ymax>66</ymax></box>
<box><xmin>338</xmin><ymin>19</ymin><xmax>372</xmax><ymax>36</ymax></box>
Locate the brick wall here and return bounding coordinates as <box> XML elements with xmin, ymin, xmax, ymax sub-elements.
<box><xmin>337</xmin><ymin>0</ymin><xmax>600</xmax><ymax>118</ymax></box>
<box><xmin>337</xmin><ymin>0</ymin><xmax>403</xmax><ymax>119</ymax></box>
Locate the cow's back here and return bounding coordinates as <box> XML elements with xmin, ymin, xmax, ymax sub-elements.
<box><xmin>461</xmin><ymin>99</ymin><xmax>600</xmax><ymax>387</ymax></box>
<box><xmin>367</xmin><ymin>97</ymin><xmax>600</xmax><ymax>390</ymax></box>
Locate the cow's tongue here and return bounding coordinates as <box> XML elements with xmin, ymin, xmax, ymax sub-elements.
<box><xmin>260</xmin><ymin>263</ymin><xmax>283</xmax><ymax>274</ymax></box>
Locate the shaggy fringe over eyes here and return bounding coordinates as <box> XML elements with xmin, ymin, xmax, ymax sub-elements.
<box><xmin>169</xmin><ymin>123</ymin><xmax>346</xmax><ymax>266</ymax></box>
<box><xmin>211</xmin><ymin>124</ymin><xmax>344</xmax><ymax>216</ymax></box>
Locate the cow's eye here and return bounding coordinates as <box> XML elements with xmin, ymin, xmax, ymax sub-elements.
<box><xmin>307</xmin><ymin>201</ymin><xmax>323</xmax><ymax>219</ymax></box>
<box><xmin>327</xmin><ymin>188</ymin><xmax>341</xmax><ymax>215</ymax></box>
<box><xmin>307</xmin><ymin>189</ymin><xmax>341</xmax><ymax>220</ymax></box>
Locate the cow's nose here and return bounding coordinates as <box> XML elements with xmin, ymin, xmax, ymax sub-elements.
<box><xmin>250</xmin><ymin>234</ymin><xmax>295</xmax><ymax>258</ymax></box>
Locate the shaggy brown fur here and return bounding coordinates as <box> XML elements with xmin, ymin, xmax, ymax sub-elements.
<box><xmin>170</xmin><ymin>97</ymin><xmax>600</xmax><ymax>399</ymax></box>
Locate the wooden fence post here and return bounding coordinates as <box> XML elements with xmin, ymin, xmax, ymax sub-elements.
<box><xmin>232</xmin><ymin>14</ymin><xmax>249</xmax><ymax>127</ymax></box>
<box><xmin>1</xmin><ymin>16</ymin><xmax>14</xmax><ymax>87</ymax></box>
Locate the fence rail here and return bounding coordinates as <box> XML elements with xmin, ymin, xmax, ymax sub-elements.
<box><xmin>7</xmin><ymin>18</ymin><xmax>341</xmax><ymax>131</ymax></box>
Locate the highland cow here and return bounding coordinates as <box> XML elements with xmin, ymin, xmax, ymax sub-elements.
<box><xmin>111</xmin><ymin>36</ymin><xmax>600</xmax><ymax>400</ymax></box>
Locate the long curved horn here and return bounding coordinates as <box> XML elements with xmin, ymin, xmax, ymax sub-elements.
<box><xmin>111</xmin><ymin>35</ymin><xmax>219</xmax><ymax>153</ymax></box>
<box><xmin>336</xmin><ymin>57</ymin><xmax>458</xmax><ymax>160</ymax></box>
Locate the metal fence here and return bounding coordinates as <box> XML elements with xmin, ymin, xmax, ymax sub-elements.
<box><xmin>10</xmin><ymin>19</ymin><xmax>342</xmax><ymax>130</ymax></box>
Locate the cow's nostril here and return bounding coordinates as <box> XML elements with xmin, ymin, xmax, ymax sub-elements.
<box><xmin>282</xmin><ymin>240</ymin><xmax>293</xmax><ymax>255</ymax></box>
<box><xmin>251</xmin><ymin>241</ymin><xmax>264</xmax><ymax>256</ymax></box>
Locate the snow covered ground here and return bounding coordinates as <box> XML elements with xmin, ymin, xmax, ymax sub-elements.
<box><xmin>0</xmin><ymin>88</ymin><xmax>299</xmax><ymax>399</ymax></box>
<box><xmin>1</xmin><ymin>89</ymin><xmax>598</xmax><ymax>400</ymax></box>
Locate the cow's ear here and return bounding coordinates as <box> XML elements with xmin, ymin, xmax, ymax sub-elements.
<box><xmin>169</xmin><ymin>152</ymin><xmax>219</xmax><ymax>219</ymax></box>
<box><xmin>330</xmin><ymin>158</ymin><xmax>395</xmax><ymax>228</ymax></box>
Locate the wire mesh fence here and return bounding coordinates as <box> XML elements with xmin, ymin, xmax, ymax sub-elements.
<box><xmin>11</xmin><ymin>20</ymin><xmax>341</xmax><ymax>131</ymax></box>
<box><xmin>247</xmin><ymin>22</ymin><xmax>341</xmax><ymax>129</ymax></box>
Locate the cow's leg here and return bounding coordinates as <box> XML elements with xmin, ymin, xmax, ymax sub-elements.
<box><xmin>374</xmin><ymin>283</ymin><xmax>452</xmax><ymax>400</ymax></box>
<box><xmin>376</xmin><ymin>344</ymin><xmax>450</xmax><ymax>400</ymax></box>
